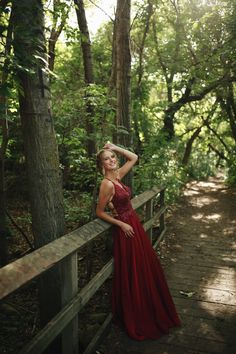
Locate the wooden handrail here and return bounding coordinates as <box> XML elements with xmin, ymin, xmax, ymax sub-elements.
<box><xmin>0</xmin><ymin>186</ymin><xmax>166</xmax><ymax>354</ymax></box>
<box><xmin>0</xmin><ymin>186</ymin><xmax>163</xmax><ymax>300</ymax></box>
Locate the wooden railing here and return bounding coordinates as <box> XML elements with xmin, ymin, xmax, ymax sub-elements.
<box><xmin>0</xmin><ymin>186</ymin><xmax>166</xmax><ymax>354</ymax></box>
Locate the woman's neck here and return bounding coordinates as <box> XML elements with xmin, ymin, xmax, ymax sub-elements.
<box><xmin>105</xmin><ymin>171</ymin><xmax>118</xmax><ymax>180</ymax></box>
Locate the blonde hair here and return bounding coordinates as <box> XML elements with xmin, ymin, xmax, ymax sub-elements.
<box><xmin>96</xmin><ymin>149</ymin><xmax>119</xmax><ymax>175</ymax></box>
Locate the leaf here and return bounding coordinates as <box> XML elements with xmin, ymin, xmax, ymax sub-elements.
<box><xmin>179</xmin><ymin>290</ymin><xmax>195</xmax><ymax>298</ymax></box>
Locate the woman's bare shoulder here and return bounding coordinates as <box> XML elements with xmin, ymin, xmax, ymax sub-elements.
<box><xmin>100</xmin><ymin>178</ymin><xmax>114</xmax><ymax>191</ymax></box>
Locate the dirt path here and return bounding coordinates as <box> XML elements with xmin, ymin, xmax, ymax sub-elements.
<box><xmin>98</xmin><ymin>175</ymin><xmax>236</xmax><ymax>354</ymax></box>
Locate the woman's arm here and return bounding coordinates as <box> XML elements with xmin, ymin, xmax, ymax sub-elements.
<box><xmin>103</xmin><ymin>142</ymin><xmax>138</xmax><ymax>179</ymax></box>
<box><xmin>96</xmin><ymin>179</ymin><xmax>134</xmax><ymax>237</ymax></box>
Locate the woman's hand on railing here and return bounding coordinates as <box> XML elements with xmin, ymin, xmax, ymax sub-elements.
<box><xmin>119</xmin><ymin>222</ymin><xmax>135</xmax><ymax>238</ymax></box>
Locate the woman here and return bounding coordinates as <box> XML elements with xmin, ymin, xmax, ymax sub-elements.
<box><xmin>96</xmin><ymin>142</ymin><xmax>181</xmax><ymax>341</ymax></box>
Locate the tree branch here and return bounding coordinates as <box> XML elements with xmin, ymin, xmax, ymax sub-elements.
<box><xmin>87</xmin><ymin>0</ymin><xmax>114</xmax><ymax>23</ymax></box>
<box><xmin>205</xmin><ymin>122</ymin><xmax>231</xmax><ymax>153</ymax></box>
<box><xmin>5</xmin><ymin>209</ymin><xmax>34</xmax><ymax>250</ymax></box>
<box><xmin>208</xmin><ymin>143</ymin><xmax>229</xmax><ymax>161</ymax></box>
<box><xmin>0</xmin><ymin>0</ymin><xmax>9</xmax><ymax>9</ymax></box>
<box><xmin>48</xmin><ymin>0</ymin><xmax>70</xmax><ymax>72</ymax></box>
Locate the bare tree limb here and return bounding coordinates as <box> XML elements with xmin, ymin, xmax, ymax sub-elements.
<box><xmin>48</xmin><ymin>0</ymin><xmax>70</xmax><ymax>72</ymax></box>
<box><xmin>205</xmin><ymin>122</ymin><xmax>231</xmax><ymax>153</ymax></box>
<box><xmin>5</xmin><ymin>209</ymin><xmax>34</xmax><ymax>250</ymax></box>
<box><xmin>87</xmin><ymin>0</ymin><xmax>114</xmax><ymax>22</ymax></box>
<box><xmin>208</xmin><ymin>143</ymin><xmax>229</xmax><ymax>161</ymax></box>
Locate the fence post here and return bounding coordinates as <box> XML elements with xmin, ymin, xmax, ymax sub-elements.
<box><xmin>61</xmin><ymin>254</ymin><xmax>79</xmax><ymax>354</ymax></box>
<box><xmin>159</xmin><ymin>189</ymin><xmax>165</xmax><ymax>233</ymax></box>
<box><xmin>145</xmin><ymin>199</ymin><xmax>153</xmax><ymax>244</ymax></box>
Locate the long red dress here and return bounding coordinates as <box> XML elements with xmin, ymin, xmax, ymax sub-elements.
<box><xmin>109</xmin><ymin>178</ymin><xmax>181</xmax><ymax>341</ymax></box>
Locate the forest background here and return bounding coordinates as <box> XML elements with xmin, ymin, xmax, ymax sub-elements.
<box><xmin>0</xmin><ymin>0</ymin><xmax>236</xmax><ymax>265</ymax></box>
<box><xmin>1</xmin><ymin>0</ymin><xmax>236</xmax><ymax>352</ymax></box>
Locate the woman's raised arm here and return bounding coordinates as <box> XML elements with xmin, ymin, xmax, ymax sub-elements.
<box><xmin>103</xmin><ymin>142</ymin><xmax>138</xmax><ymax>179</ymax></box>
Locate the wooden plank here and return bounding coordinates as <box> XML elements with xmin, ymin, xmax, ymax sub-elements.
<box><xmin>0</xmin><ymin>187</ymin><xmax>164</xmax><ymax>300</ymax></box>
<box><xmin>167</xmin><ymin>275</ymin><xmax>235</xmax><ymax>290</ymax></box>
<box><xmin>115</xmin><ymin>327</ymin><xmax>229</xmax><ymax>354</ymax></box>
<box><xmin>176</xmin><ymin>251</ymin><xmax>236</xmax><ymax>261</ymax></box>
<box><xmin>0</xmin><ymin>221</ymin><xmax>106</xmax><ymax>300</ymax></box>
<box><xmin>159</xmin><ymin>188</ymin><xmax>165</xmax><ymax>232</ymax></box>
<box><xmin>19</xmin><ymin>259</ymin><xmax>113</xmax><ymax>354</ymax></box>
<box><xmin>145</xmin><ymin>199</ymin><xmax>153</xmax><ymax>242</ymax></box>
<box><xmin>166</xmin><ymin>258</ymin><xmax>236</xmax><ymax>270</ymax></box>
<box><xmin>61</xmin><ymin>254</ymin><xmax>78</xmax><ymax>354</ymax></box>
<box><xmin>177</xmin><ymin>236</ymin><xmax>235</xmax><ymax>248</ymax></box>
<box><xmin>176</xmin><ymin>313</ymin><xmax>236</xmax><ymax>341</ymax></box>
<box><xmin>177</xmin><ymin>305</ymin><xmax>236</xmax><ymax>323</ymax></box>
<box><xmin>170</xmin><ymin>287</ymin><xmax>236</xmax><ymax>306</ymax></box>
<box><xmin>143</xmin><ymin>206</ymin><xmax>166</xmax><ymax>232</ymax></box>
<box><xmin>168</xmin><ymin>252</ymin><xmax>236</xmax><ymax>265</ymax></box>
<box><xmin>131</xmin><ymin>186</ymin><xmax>164</xmax><ymax>210</ymax></box>
<box><xmin>173</xmin><ymin>296</ymin><xmax>236</xmax><ymax>312</ymax></box>
<box><xmin>172</xmin><ymin>243</ymin><xmax>235</xmax><ymax>256</ymax></box>
<box><xmin>153</xmin><ymin>226</ymin><xmax>167</xmax><ymax>249</ymax></box>
<box><xmin>164</xmin><ymin>263</ymin><xmax>236</xmax><ymax>277</ymax></box>
<box><xmin>159</xmin><ymin>334</ymin><xmax>229</xmax><ymax>354</ymax></box>
<box><xmin>83</xmin><ymin>313</ymin><xmax>113</xmax><ymax>354</ymax></box>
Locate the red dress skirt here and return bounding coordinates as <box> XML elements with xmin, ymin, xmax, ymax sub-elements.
<box><xmin>110</xmin><ymin>179</ymin><xmax>181</xmax><ymax>340</ymax></box>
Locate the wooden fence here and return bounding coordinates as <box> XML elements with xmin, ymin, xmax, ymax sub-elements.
<box><xmin>0</xmin><ymin>186</ymin><xmax>166</xmax><ymax>354</ymax></box>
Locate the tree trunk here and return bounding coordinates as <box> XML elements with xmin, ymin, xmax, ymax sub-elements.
<box><xmin>0</xmin><ymin>160</ymin><xmax>7</xmax><ymax>267</ymax></box>
<box><xmin>115</xmin><ymin>0</ymin><xmax>131</xmax><ymax>147</ymax></box>
<box><xmin>110</xmin><ymin>17</ymin><xmax>118</xmax><ymax>144</ymax></box>
<box><xmin>115</xmin><ymin>0</ymin><xmax>132</xmax><ymax>186</ymax></box>
<box><xmin>48</xmin><ymin>1</ymin><xmax>69</xmax><ymax>73</ymax></box>
<box><xmin>182</xmin><ymin>126</ymin><xmax>202</xmax><ymax>165</ymax></box>
<box><xmin>226</xmin><ymin>83</ymin><xmax>236</xmax><ymax>143</ymax></box>
<box><xmin>0</xmin><ymin>93</ymin><xmax>9</xmax><ymax>267</ymax></box>
<box><xmin>0</xmin><ymin>7</ymin><xmax>13</xmax><ymax>267</ymax></box>
<box><xmin>74</xmin><ymin>0</ymin><xmax>96</xmax><ymax>156</ymax></box>
<box><xmin>133</xmin><ymin>1</ymin><xmax>153</xmax><ymax>154</ymax></box>
<box><xmin>182</xmin><ymin>99</ymin><xmax>220</xmax><ymax>165</ymax></box>
<box><xmin>152</xmin><ymin>6</ymin><xmax>182</xmax><ymax>140</ymax></box>
<box><xmin>12</xmin><ymin>1</ymin><xmax>78</xmax><ymax>353</ymax></box>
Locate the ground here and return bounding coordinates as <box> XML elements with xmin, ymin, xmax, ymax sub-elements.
<box><xmin>97</xmin><ymin>174</ymin><xmax>236</xmax><ymax>354</ymax></box>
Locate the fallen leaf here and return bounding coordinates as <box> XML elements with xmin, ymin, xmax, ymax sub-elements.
<box><xmin>179</xmin><ymin>290</ymin><xmax>195</xmax><ymax>297</ymax></box>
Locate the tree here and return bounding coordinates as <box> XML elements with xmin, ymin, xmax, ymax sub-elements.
<box><xmin>132</xmin><ymin>1</ymin><xmax>154</xmax><ymax>154</ymax></box>
<box><xmin>48</xmin><ymin>0</ymin><xmax>70</xmax><ymax>73</ymax></box>
<box><xmin>12</xmin><ymin>1</ymin><xmax>78</xmax><ymax>353</ymax></box>
<box><xmin>0</xmin><ymin>1</ymin><xmax>12</xmax><ymax>266</ymax></box>
<box><xmin>115</xmin><ymin>0</ymin><xmax>132</xmax><ymax>148</ymax></box>
<box><xmin>148</xmin><ymin>0</ymin><xmax>236</xmax><ymax>139</ymax></box>
<box><xmin>74</xmin><ymin>0</ymin><xmax>96</xmax><ymax>156</ymax></box>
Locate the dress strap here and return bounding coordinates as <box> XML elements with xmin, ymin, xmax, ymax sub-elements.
<box><xmin>104</xmin><ymin>177</ymin><xmax>127</xmax><ymax>191</ymax></box>
<box><xmin>104</xmin><ymin>177</ymin><xmax>115</xmax><ymax>184</ymax></box>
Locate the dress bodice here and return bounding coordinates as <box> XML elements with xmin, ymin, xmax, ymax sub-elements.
<box><xmin>109</xmin><ymin>179</ymin><xmax>134</xmax><ymax>221</ymax></box>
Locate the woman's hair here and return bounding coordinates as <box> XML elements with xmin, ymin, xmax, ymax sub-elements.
<box><xmin>96</xmin><ymin>148</ymin><xmax>118</xmax><ymax>175</ymax></box>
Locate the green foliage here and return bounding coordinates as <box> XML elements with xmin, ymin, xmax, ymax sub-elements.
<box><xmin>133</xmin><ymin>135</ymin><xmax>188</xmax><ymax>203</ymax></box>
<box><xmin>1</xmin><ymin>0</ymin><xmax>236</xmax><ymax>228</ymax></box>
<box><xmin>50</xmin><ymin>37</ymin><xmax>115</xmax><ymax>192</ymax></box>
<box><xmin>64</xmin><ymin>190</ymin><xmax>93</xmax><ymax>226</ymax></box>
<box><xmin>226</xmin><ymin>152</ymin><xmax>236</xmax><ymax>185</ymax></box>
<box><xmin>186</xmin><ymin>152</ymin><xmax>217</xmax><ymax>180</ymax></box>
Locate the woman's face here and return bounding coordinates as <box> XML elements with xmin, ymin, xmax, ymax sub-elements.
<box><xmin>101</xmin><ymin>150</ymin><xmax>118</xmax><ymax>172</ymax></box>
